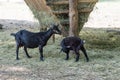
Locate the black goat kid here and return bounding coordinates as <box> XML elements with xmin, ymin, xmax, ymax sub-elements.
<box><xmin>11</xmin><ymin>24</ymin><xmax>61</xmax><ymax>61</ymax></box>
<box><xmin>60</xmin><ymin>37</ymin><xmax>89</xmax><ymax>62</ymax></box>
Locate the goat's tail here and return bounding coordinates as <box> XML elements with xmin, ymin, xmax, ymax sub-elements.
<box><xmin>83</xmin><ymin>40</ymin><xmax>86</xmax><ymax>43</ymax></box>
<box><xmin>78</xmin><ymin>40</ymin><xmax>86</xmax><ymax>49</ymax></box>
<box><xmin>10</xmin><ymin>33</ymin><xmax>16</xmax><ymax>37</ymax></box>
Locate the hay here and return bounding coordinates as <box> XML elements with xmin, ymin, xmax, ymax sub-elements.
<box><xmin>24</xmin><ymin>0</ymin><xmax>60</xmax><ymax>31</ymax></box>
<box><xmin>46</xmin><ymin>0</ymin><xmax>98</xmax><ymax>35</ymax></box>
<box><xmin>80</xmin><ymin>28</ymin><xmax>120</xmax><ymax>49</ymax></box>
<box><xmin>24</xmin><ymin>0</ymin><xmax>97</xmax><ymax>34</ymax></box>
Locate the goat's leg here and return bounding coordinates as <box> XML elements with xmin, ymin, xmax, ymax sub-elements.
<box><xmin>16</xmin><ymin>45</ymin><xmax>19</xmax><ymax>60</ymax></box>
<box><xmin>24</xmin><ymin>47</ymin><xmax>32</xmax><ymax>58</ymax></box>
<box><xmin>39</xmin><ymin>46</ymin><xmax>44</xmax><ymax>61</ymax></box>
<box><xmin>81</xmin><ymin>46</ymin><xmax>89</xmax><ymax>62</ymax></box>
<box><xmin>65</xmin><ymin>52</ymin><xmax>69</xmax><ymax>60</ymax></box>
<box><xmin>75</xmin><ymin>50</ymin><xmax>80</xmax><ymax>62</ymax></box>
<box><xmin>63</xmin><ymin>49</ymin><xmax>69</xmax><ymax>60</ymax></box>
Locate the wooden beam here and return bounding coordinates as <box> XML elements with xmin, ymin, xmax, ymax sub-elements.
<box><xmin>47</xmin><ymin>0</ymin><xmax>98</xmax><ymax>5</ymax></box>
<box><xmin>79</xmin><ymin>0</ymin><xmax>98</xmax><ymax>3</ymax></box>
<box><xmin>47</xmin><ymin>1</ymin><xmax>68</xmax><ymax>5</ymax></box>
<box><xmin>79</xmin><ymin>8</ymin><xmax>93</xmax><ymax>12</ymax></box>
<box><xmin>52</xmin><ymin>8</ymin><xmax>93</xmax><ymax>14</ymax></box>
<box><xmin>60</xmin><ymin>20</ymin><xmax>69</xmax><ymax>25</ymax></box>
<box><xmin>69</xmin><ymin>0</ymin><xmax>79</xmax><ymax>36</ymax></box>
<box><xmin>52</xmin><ymin>11</ymin><xmax>68</xmax><ymax>14</ymax></box>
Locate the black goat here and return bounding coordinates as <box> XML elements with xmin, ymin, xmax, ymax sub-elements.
<box><xmin>11</xmin><ymin>24</ymin><xmax>61</xmax><ymax>61</ymax></box>
<box><xmin>60</xmin><ymin>36</ymin><xmax>89</xmax><ymax>62</ymax></box>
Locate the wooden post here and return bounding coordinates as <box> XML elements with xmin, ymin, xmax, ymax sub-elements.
<box><xmin>69</xmin><ymin>0</ymin><xmax>78</xmax><ymax>36</ymax></box>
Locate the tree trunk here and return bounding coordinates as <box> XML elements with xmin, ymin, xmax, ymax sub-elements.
<box><xmin>69</xmin><ymin>0</ymin><xmax>79</xmax><ymax>37</ymax></box>
<box><xmin>24</xmin><ymin>0</ymin><xmax>56</xmax><ymax>43</ymax></box>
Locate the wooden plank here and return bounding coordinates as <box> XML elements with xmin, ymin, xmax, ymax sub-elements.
<box><xmin>47</xmin><ymin>1</ymin><xmax>68</xmax><ymax>5</ymax></box>
<box><xmin>69</xmin><ymin>0</ymin><xmax>79</xmax><ymax>36</ymax></box>
<box><xmin>53</xmin><ymin>11</ymin><xmax>68</xmax><ymax>14</ymax></box>
<box><xmin>60</xmin><ymin>20</ymin><xmax>69</xmax><ymax>25</ymax></box>
<box><xmin>52</xmin><ymin>8</ymin><xmax>93</xmax><ymax>14</ymax></box>
<box><xmin>79</xmin><ymin>0</ymin><xmax>98</xmax><ymax>3</ymax></box>
<box><xmin>79</xmin><ymin>8</ymin><xmax>93</xmax><ymax>12</ymax></box>
<box><xmin>47</xmin><ymin>0</ymin><xmax>98</xmax><ymax>5</ymax></box>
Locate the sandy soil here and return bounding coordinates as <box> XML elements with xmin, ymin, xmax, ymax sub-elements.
<box><xmin>0</xmin><ymin>1</ymin><xmax>120</xmax><ymax>29</ymax></box>
<box><xmin>0</xmin><ymin>2</ymin><xmax>39</xmax><ymax>29</ymax></box>
<box><xmin>84</xmin><ymin>1</ymin><xmax>120</xmax><ymax>28</ymax></box>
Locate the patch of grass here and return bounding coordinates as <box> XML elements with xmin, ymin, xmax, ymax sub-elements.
<box><xmin>80</xmin><ymin>28</ymin><xmax>120</xmax><ymax>50</ymax></box>
<box><xmin>0</xmin><ymin>28</ymin><xmax>120</xmax><ymax>80</ymax></box>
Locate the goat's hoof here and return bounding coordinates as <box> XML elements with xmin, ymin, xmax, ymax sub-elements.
<box><xmin>75</xmin><ymin>60</ymin><xmax>79</xmax><ymax>62</ymax></box>
<box><xmin>28</xmin><ymin>56</ymin><xmax>32</xmax><ymax>58</ymax></box>
<box><xmin>41</xmin><ymin>59</ymin><xmax>44</xmax><ymax>61</ymax></box>
<box><xmin>16</xmin><ymin>58</ymin><xmax>20</xmax><ymax>60</ymax></box>
<box><xmin>40</xmin><ymin>58</ymin><xmax>44</xmax><ymax>61</ymax></box>
<box><xmin>75</xmin><ymin>61</ymin><xmax>79</xmax><ymax>62</ymax></box>
<box><xmin>65</xmin><ymin>58</ymin><xmax>69</xmax><ymax>60</ymax></box>
<box><xmin>86</xmin><ymin>59</ymin><xmax>89</xmax><ymax>62</ymax></box>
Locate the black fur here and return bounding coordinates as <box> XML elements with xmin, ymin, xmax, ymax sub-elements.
<box><xmin>60</xmin><ymin>36</ymin><xmax>89</xmax><ymax>62</ymax></box>
<box><xmin>11</xmin><ymin>24</ymin><xmax>61</xmax><ymax>61</ymax></box>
